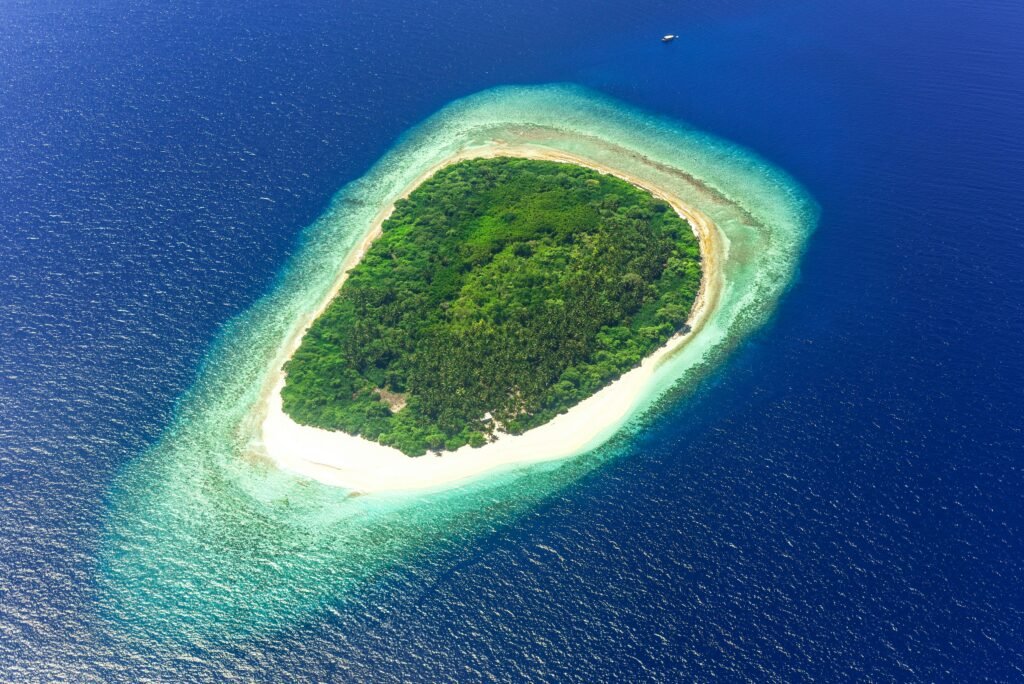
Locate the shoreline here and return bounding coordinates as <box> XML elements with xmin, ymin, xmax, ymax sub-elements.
<box><xmin>255</xmin><ymin>143</ymin><xmax>725</xmax><ymax>493</ymax></box>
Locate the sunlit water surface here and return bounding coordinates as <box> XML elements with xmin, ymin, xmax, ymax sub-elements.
<box><xmin>2</xmin><ymin>0</ymin><xmax>1021</xmax><ymax>681</ymax></box>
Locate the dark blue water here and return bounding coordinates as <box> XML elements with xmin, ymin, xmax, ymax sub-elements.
<box><xmin>2</xmin><ymin>0</ymin><xmax>1021</xmax><ymax>680</ymax></box>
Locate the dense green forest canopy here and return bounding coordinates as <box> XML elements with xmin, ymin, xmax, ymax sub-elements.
<box><xmin>282</xmin><ymin>157</ymin><xmax>702</xmax><ymax>455</ymax></box>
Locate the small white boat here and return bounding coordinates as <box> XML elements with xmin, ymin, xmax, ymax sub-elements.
<box><xmin>661</xmin><ymin>34</ymin><xmax>678</xmax><ymax>43</ymax></box>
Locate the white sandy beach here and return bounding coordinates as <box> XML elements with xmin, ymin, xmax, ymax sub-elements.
<box><xmin>256</xmin><ymin>144</ymin><xmax>724</xmax><ymax>493</ymax></box>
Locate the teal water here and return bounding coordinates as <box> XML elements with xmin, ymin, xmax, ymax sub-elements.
<box><xmin>98</xmin><ymin>85</ymin><xmax>817</xmax><ymax>646</ymax></box>
<box><xmin>6</xmin><ymin>1</ymin><xmax>1023</xmax><ymax>679</ymax></box>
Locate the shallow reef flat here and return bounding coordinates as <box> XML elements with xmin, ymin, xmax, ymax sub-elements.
<box><xmin>97</xmin><ymin>85</ymin><xmax>817</xmax><ymax>643</ymax></box>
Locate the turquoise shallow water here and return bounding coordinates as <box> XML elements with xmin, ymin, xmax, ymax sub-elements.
<box><xmin>5</xmin><ymin>1</ymin><xmax>1023</xmax><ymax>679</ymax></box>
<box><xmin>97</xmin><ymin>84</ymin><xmax>816</xmax><ymax>646</ymax></box>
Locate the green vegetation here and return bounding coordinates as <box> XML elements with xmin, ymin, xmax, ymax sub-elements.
<box><xmin>281</xmin><ymin>157</ymin><xmax>702</xmax><ymax>455</ymax></box>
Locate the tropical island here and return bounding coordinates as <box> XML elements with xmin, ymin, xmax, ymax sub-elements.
<box><xmin>279</xmin><ymin>157</ymin><xmax>702</xmax><ymax>456</ymax></box>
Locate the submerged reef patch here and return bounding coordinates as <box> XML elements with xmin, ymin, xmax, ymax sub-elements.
<box><xmin>98</xmin><ymin>84</ymin><xmax>818</xmax><ymax>644</ymax></box>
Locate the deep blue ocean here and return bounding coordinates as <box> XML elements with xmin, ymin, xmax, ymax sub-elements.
<box><xmin>2</xmin><ymin>0</ymin><xmax>1022</xmax><ymax>681</ymax></box>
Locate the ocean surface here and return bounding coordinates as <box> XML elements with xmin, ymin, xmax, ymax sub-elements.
<box><xmin>1</xmin><ymin>0</ymin><xmax>1022</xmax><ymax>681</ymax></box>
